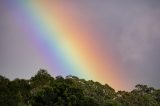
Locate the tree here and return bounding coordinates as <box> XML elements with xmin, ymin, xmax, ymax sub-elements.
<box><xmin>0</xmin><ymin>75</ymin><xmax>21</xmax><ymax>106</ymax></box>
<box><xmin>0</xmin><ymin>70</ymin><xmax>160</xmax><ymax>106</ymax></box>
<box><xmin>10</xmin><ymin>79</ymin><xmax>31</xmax><ymax>105</ymax></box>
<box><xmin>153</xmin><ymin>90</ymin><xmax>160</xmax><ymax>104</ymax></box>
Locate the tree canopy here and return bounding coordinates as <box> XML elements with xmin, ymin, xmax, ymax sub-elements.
<box><xmin>0</xmin><ymin>69</ymin><xmax>160</xmax><ymax>106</ymax></box>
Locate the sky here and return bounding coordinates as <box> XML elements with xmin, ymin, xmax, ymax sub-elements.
<box><xmin>0</xmin><ymin>0</ymin><xmax>160</xmax><ymax>91</ymax></box>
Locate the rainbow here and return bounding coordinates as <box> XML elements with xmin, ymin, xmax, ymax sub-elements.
<box><xmin>11</xmin><ymin>1</ymin><xmax>128</xmax><ymax>90</ymax></box>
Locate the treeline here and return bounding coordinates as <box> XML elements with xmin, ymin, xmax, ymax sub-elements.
<box><xmin>0</xmin><ymin>69</ymin><xmax>160</xmax><ymax>106</ymax></box>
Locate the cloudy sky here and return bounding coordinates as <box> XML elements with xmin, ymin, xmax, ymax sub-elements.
<box><xmin>0</xmin><ymin>0</ymin><xmax>160</xmax><ymax>90</ymax></box>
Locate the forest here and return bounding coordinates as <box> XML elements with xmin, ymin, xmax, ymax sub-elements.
<box><xmin>0</xmin><ymin>69</ymin><xmax>160</xmax><ymax>106</ymax></box>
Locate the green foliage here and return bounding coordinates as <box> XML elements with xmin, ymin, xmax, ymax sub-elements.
<box><xmin>0</xmin><ymin>70</ymin><xmax>160</xmax><ymax>106</ymax></box>
<box><xmin>116</xmin><ymin>85</ymin><xmax>159</xmax><ymax>106</ymax></box>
